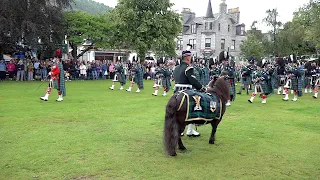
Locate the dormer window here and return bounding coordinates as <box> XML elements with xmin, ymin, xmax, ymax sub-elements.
<box><xmin>228</xmin><ymin>25</ymin><xmax>230</xmax><ymax>32</ymax></box>
<box><xmin>218</xmin><ymin>23</ymin><xmax>221</xmax><ymax>31</ymax></box>
<box><xmin>191</xmin><ymin>24</ymin><xmax>197</xmax><ymax>34</ymax></box>
<box><xmin>241</xmin><ymin>26</ymin><xmax>245</xmax><ymax>35</ymax></box>
<box><xmin>205</xmin><ymin>22</ymin><xmax>213</xmax><ymax>30</ymax></box>
<box><xmin>209</xmin><ymin>22</ymin><xmax>213</xmax><ymax>30</ymax></box>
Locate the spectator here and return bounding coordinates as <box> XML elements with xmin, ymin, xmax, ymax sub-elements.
<box><xmin>109</xmin><ymin>63</ymin><xmax>115</xmax><ymax>79</ymax></box>
<box><xmin>6</xmin><ymin>60</ymin><xmax>15</xmax><ymax>80</ymax></box>
<box><xmin>0</xmin><ymin>60</ymin><xmax>6</xmax><ymax>80</ymax></box>
<box><xmin>40</xmin><ymin>61</ymin><xmax>48</xmax><ymax>81</ymax></box>
<box><xmin>101</xmin><ymin>62</ymin><xmax>107</xmax><ymax>79</ymax></box>
<box><xmin>27</xmin><ymin>60</ymin><xmax>34</xmax><ymax>81</ymax></box>
<box><xmin>80</xmin><ymin>62</ymin><xmax>87</xmax><ymax>80</ymax></box>
<box><xmin>151</xmin><ymin>65</ymin><xmax>156</xmax><ymax>80</ymax></box>
<box><xmin>16</xmin><ymin>60</ymin><xmax>24</xmax><ymax>81</ymax></box>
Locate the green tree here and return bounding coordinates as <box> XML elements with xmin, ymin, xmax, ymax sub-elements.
<box><xmin>263</xmin><ymin>9</ymin><xmax>282</xmax><ymax>56</ymax></box>
<box><xmin>0</xmin><ymin>0</ymin><xmax>72</xmax><ymax>56</ymax></box>
<box><xmin>64</xmin><ymin>11</ymin><xmax>115</xmax><ymax>59</ymax></box>
<box><xmin>111</xmin><ymin>0</ymin><xmax>182</xmax><ymax>61</ymax></box>
<box><xmin>276</xmin><ymin>20</ymin><xmax>309</xmax><ymax>56</ymax></box>
<box><xmin>240</xmin><ymin>34</ymin><xmax>264</xmax><ymax>60</ymax></box>
<box><xmin>295</xmin><ymin>0</ymin><xmax>320</xmax><ymax>49</ymax></box>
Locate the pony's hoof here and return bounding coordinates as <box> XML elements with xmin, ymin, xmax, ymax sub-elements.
<box><xmin>179</xmin><ymin>147</ymin><xmax>187</xmax><ymax>151</ymax></box>
<box><xmin>169</xmin><ymin>153</ymin><xmax>177</xmax><ymax>156</ymax></box>
<box><xmin>209</xmin><ymin>140</ymin><xmax>215</xmax><ymax>144</ymax></box>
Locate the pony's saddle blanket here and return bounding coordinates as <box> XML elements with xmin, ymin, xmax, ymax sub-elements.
<box><xmin>179</xmin><ymin>90</ymin><xmax>222</xmax><ymax>122</ymax></box>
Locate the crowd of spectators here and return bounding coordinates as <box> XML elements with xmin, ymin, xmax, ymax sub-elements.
<box><xmin>0</xmin><ymin>58</ymin><xmax>171</xmax><ymax>81</ymax></box>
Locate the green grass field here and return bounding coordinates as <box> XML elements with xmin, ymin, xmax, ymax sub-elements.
<box><xmin>0</xmin><ymin>80</ymin><xmax>319</xmax><ymax>179</ymax></box>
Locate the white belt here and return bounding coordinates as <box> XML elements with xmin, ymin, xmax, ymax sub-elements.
<box><xmin>174</xmin><ymin>84</ymin><xmax>192</xmax><ymax>88</ymax></box>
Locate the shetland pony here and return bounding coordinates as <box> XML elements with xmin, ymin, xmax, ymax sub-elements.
<box><xmin>164</xmin><ymin>77</ymin><xmax>229</xmax><ymax>156</ymax></box>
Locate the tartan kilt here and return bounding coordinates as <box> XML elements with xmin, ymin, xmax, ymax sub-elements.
<box><xmin>304</xmin><ymin>76</ymin><xmax>312</xmax><ymax>87</ymax></box>
<box><xmin>117</xmin><ymin>73</ymin><xmax>126</xmax><ymax>85</ymax></box>
<box><xmin>56</xmin><ymin>63</ymin><xmax>66</xmax><ymax>96</ymax></box>
<box><xmin>271</xmin><ymin>76</ymin><xmax>278</xmax><ymax>89</ymax></box>
<box><xmin>256</xmin><ymin>82</ymin><xmax>269</xmax><ymax>94</ymax></box>
<box><xmin>291</xmin><ymin>77</ymin><xmax>298</xmax><ymax>90</ymax></box>
<box><xmin>134</xmin><ymin>73</ymin><xmax>144</xmax><ymax>89</ymax></box>
<box><xmin>242</xmin><ymin>76</ymin><xmax>251</xmax><ymax>85</ymax></box>
<box><xmin>162</xmin><ymin>77</ymin><xmax>171</xmax><ymax>91</ymax></box>
<box><xmin>228</xmin><ymin>78</ymin><xmax>236</xmax><ymax>101</ymax></box>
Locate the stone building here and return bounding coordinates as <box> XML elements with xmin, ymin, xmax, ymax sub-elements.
<box><xmin>176</xmin><ymin>0</ymin><xmax>247</xmax><ymax>60</ymax></box>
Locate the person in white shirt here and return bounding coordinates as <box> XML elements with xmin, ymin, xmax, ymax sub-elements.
<box><xmin>79</xmin><ymin>62</ymin><xmax>87</xmax><ymax>80</ymax></box>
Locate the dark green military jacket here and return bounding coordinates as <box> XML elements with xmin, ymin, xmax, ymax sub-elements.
<box><xmin>173</xmin><ymin>62</ymin><xmax>202</xmax><ymax>90</ymax></box>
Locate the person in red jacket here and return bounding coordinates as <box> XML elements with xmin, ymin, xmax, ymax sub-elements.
<box><xmin>40</xmin><ymin>58</ymin><xmax>66</xmax><ymax>102</ymax></box>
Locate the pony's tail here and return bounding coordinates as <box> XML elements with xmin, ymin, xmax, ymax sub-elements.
<box><xmin>164</xmin><ymin>95</ymin><xmax>179</xmax><ymax>156</ymax></box>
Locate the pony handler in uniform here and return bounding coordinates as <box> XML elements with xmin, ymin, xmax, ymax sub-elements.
<box><xmin>173</xmin><ymin>44</ymin><xmax>207</xmax><ymax>137</ymax></box>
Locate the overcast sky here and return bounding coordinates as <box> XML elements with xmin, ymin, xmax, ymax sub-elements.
<box><xmin>95</xmin><ymin>0</ymin><xmax>309</xmax><ymax>32</ymax></box>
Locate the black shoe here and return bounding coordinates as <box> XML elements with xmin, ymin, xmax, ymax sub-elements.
<box><xmin>237</xmin><ymin>92</ymin><xmax>241</xmax><ymax>95</ymax></box>
<box><xmin>187</xmin><ymin>134</ymin><xmax>201</xmax><ymax>137</ymax></box>
<box><xmin>313</xmin><ymin>96</ymin><xmax>317</xmax><ymax>99</ymax></box>
<box><xmin>248</xmin><ymin>100</ymin><xmax>252</xmax><ymax>103</ymax></box>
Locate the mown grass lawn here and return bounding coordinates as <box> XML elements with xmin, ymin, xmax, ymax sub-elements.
<box><xmin>0</xmin><ymin>80</ymin><xmax>319</xmax><ymax>179</ymax></box>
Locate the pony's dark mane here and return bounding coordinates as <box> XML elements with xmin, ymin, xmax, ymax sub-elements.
<box><xmin>207</xmin><ymin>77</ymin><xmax>229</xmax><ymax>104</ymax></box>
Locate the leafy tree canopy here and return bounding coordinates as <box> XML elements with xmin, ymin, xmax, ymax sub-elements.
<box><xmin>0</xmin><ymin>0</ymin><xmax>72</xmax><ymax>56</ymax></box>
<box><xmin>240</xmin><ymin>34</ymin><xmax>264</xmax><ymax>60</ymax></box>
<box><xmin>111</xmin><ymin>0</ymin><xmax>182</xmax><ymax>60</ymax></box>
<box><xmin>64</xmin><ymin>11</ymin><xmax>115</xmax><ymax>59</ymax></box>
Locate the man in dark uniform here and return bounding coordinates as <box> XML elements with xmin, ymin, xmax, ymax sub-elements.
<box><xmin>173</xmin><ymin>44</ymin><xmax>206</xmax><ymax>137</ymax></box>
<box><xmin>173</xmin><ymin>45</ymin><xmax>206</xmax><ymax>93</ymax></box>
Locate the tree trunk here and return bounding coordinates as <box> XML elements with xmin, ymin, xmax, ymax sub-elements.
<box><xmin>69</xmin><ymin>42</ymin><xmax>77</xmax><ymax>60</ymax></box>
<box><xmin>138</xmin><ymin>50</ymin><xmax>146</xmax><ymax>63</ymax></box>
<box><xmin>76</xmin><ymin>46</ymin><xmax>94</xmax><ymax>59</ymax></box>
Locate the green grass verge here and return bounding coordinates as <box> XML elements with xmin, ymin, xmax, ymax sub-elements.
<box><xmin>0</xmin><ymin>80</ymin><xmax>319</xmax><ymax>179</ymax></box>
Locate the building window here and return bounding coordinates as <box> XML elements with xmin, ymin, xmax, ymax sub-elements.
<box><xmin>218</xmin><ymin>23</ymin><xmax>221</xmax><ymax>31</ymax></box>
<box><xmin>221</xmin><ymin>39</ymin><xmax>225</xmax><ymax>50</ymax></box>
<box><xmin>209</xmin><ymin>22</ymin><xmax>213</xmax><ymax>30</ymax></box>
<box><xmin>205</xmin><ymin>38</ymin><xmax>211</xmax><ymax>49</ymax></box>
<box><xmin>189</xmin><ymin>39</ymin><xmax>196</xmax><ymax>49</ymax></box>
<box><xmin>228</xmin><ymin>25</ymin><xmax>230</xmax><ymax>32</ymax></box>
<box><xmin>176</xmin><ymin>39</ymin><xmax>183</xmax><ymax>50</ymax></box>
<box><xmin>241</xmin><ymin>26</ymin><xmax>245</xmax><ymax>35</ymax></box>
<box><xmin>205</xmin><ymin>22</ymin><xmax>208</xmax><ymax>30</ymax></box>
<box><xmin>231</xmin><ymin>40</ymin><xmax>235</xmax><ymax>50</ymax></box>
<box><xmin>191</xmin><ymin>24</ymin><xmax>197</xmax><ymax>34</ymax></box>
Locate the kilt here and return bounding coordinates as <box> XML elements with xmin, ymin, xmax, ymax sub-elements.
<box><xmin>271</xmin><ymin>75</ymin><xmax>278</xmax><ymax>90</ymax></box>
<box><xmin>162</xmin><ymin>77</ymin><xmax>171</xmax><ymax>91</ymax></box>
<box><xmin>134</xmin><ymin>71</ymin><xmax>144</xmax><ymax>89</ymax></box>
<box><xmin>116</xmin><ymin>73</ymin><xmax>126</xmax><ymax>85</ymax></box>
<box><xmin>291</xmin><ymin>77</ymin><xmax>298</xmax><ymax>90</ymax></box>
<box><xmin>53</xmin><ymin>63</ymin><xmax>66</xmax><ymax>96</ymax></box>
<box><xmin>242</xmin><ymin>76</ymin><xmax>251</xmax><ymax>85</ymax></box>
<box><xmin>203</xmin><ymin>68</ymin><xmax>210</xmax><ymax>86</ymax></box>
<box><xmin>255</xmin><ymin>82</ymin><xmax>269</xmax><ymax>94</ymax></box>
<box><xmin>304</xmin><ymin>76</ymin><xmax>312</xmax><ymax>87</ymax></box>
<box><xmin>291</xmin><ymin>77</ymin><xmax>303</xmax><ymax>96</ymax></box>
<box><xmin>228</xmin><ymin>78</ymin><xmax>236</xmax><ymax>101</ymax></box>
